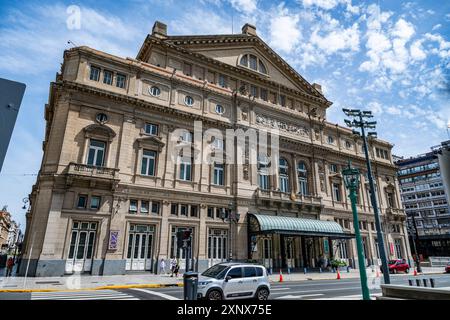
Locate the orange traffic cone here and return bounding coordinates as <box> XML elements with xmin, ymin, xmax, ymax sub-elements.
<box><xmin>413</xmin><ymin>269</ymin><xmax>417</xmax><ymax>276</ymax></box>
<box><xmin>336</xmin><ymin>269</ymin><xmax>341</xmax><ymax>280</ymax></box>
<box><xmin>279</xmin><ymin>269</ymin><xmax>283</xmax><ymax>282</ymax></box>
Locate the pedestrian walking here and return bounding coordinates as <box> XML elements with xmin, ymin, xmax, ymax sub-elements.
<box><xmin>174</xmin><ymin>259</ymin><xmax>180</xmax><ymax>278</ymax></box>
<box><xmin>159</xmin><ymin>258</ymin><xmax>167</xmax><ymax>275</ymax></box>
<box><xmin>170</xmin><ymin>257</ymin><xmax>177</xmax><ymax>277</ymax></box>
<box><xmin>6</xmin><ymin>257</ymin><xmax>14</xmax><ymax>277</ymax></box>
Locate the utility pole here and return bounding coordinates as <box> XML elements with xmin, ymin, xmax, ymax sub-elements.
<box><xmin>343</xmin><ymin>108</ymin><xmax>391</xmax><ymax>284</ymax></box>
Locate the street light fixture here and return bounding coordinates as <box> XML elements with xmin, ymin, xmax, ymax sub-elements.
<box><xmin>227</xmin><ymin>201</ymin><xmax>240</xmax><ymax>261</ymax></box>
<box><xmin>342</xmin><ymin>161</ymin><xmax>371</xmax><ymax>301</ymax></box>
<box><xmin>342</xmin><ymin>108</ymin><xmax>391</xmax><ymax>285</ymax></box>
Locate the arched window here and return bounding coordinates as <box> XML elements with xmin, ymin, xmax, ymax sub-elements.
<box><xmin>297</xmin><ymin>162</ymin><xmax>308</xmax><ymax>195</ymax></box>
<box><xmin>258</xmin><ymin>155</ymin><xmax>270</xmax><ymax>190</ymax></box>
<box><xmin>239</xmin><ymin>54</ymin><xmax>268</xmax><ymax>75</ymax></box>
<box><xmin>279</xmin><ymin>158</ymin><xmax>289</xmax><ymax>193</ymax></box>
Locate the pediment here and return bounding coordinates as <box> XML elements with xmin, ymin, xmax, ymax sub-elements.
<box><xmin>84</xmin><ymin>124</ymin><xmax>116</xmax><ymax>140</ymax></box>
<box><xmin>162</xmin><ymin>35</ymin><xmax>328</xmax><ymax>101</ymax></box>
<box><xmin>136</xmin><ymin>136</ymin><xmax>165</xmax><ymax>150</ymax></box>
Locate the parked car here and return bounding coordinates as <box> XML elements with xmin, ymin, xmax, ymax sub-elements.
<box><xmin>197</xmin><ymin>263</ymin><xmax>271</xmax><ymax>300</ymax></box>
<box><xmin>381</xmin><ymin>259</ymin><xmax>410</xmax><ymax>274</ymax></box>
<box><xmin>445</xmin><ymin>262</ymin><xmax>450</xmax><ymax>273</ymax></box>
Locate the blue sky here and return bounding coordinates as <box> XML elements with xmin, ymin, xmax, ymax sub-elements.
<box><xmin>0</xmin><ymin>0</ymin><xmax>449</xmax><ymax>229</ymax></box>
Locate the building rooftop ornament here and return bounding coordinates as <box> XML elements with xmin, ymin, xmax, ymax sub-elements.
<box><xmin>242</xmin><ymin>23</ymin><xmax>257</xmax><ymax>36</ymax></box>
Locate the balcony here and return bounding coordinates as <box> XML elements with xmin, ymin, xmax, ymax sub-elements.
<box><xmin>66</xmin><ymin>162</ymin><xmax>120</xmax><ymax>188</ymax></box>
<box><xmin>255</xmin><ymin>189</ymin><xmax>322</xmax><ymax>208</ymax></box>
<box><xmin>385</xmin><ymin>207</ymin><xmax>406</xmax><ymax>222</ymax></box>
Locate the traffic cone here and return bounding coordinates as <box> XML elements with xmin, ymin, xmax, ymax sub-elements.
<box><xmin>336</xmin><ymin>269</ymin><xmax>341</xmax><ymax>280</ymax></box>
<box><xmin>413</xmin><ymin>269</ymin><xmax>417</xmax><ymax>276</ymax></box>
<box><xmin>279</xmin><ymin>269</ymin><xmax>283</xmax><ymax>282</ymax></box>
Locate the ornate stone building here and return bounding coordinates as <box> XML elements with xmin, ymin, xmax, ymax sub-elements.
<box><xmin>20</xmin><ymin>22</ymin><xmax>411</xmax><ymax>276</ymax></box>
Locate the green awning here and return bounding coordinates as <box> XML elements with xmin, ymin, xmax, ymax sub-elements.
<box><xmin>248</xmin><ymin>213</ymin><xmax>354</xmax><ymax>239</ymax></box>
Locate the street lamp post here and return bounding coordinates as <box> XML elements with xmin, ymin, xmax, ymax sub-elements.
<box><xmin>410</xmin><ymin>215</ymin><xmax>422</xmax><ymax>273</ymax></box>
<box><xmin>343</xmin><ymin>108</ymin><xmax>390</xmax><ymax>285</ymax></box>
<box><xmin>226</xmin><ymin>201</ymin><xmax>240</xmax><ymax>262</ymax></box>
<box><xmin>342</xmin><ymin>162</ymin><xmax>371</xmax><ymax>301</ymax></box>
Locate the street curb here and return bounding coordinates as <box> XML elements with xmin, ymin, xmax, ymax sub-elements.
<box><xmin>0</xmin><ymin>283</ymin><xmax>184</xmax><ymax>293</ymax></box>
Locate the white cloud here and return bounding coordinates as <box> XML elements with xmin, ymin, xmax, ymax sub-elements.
<box><xmin>229</xmin><ymin>0</ymin><xmax>258</xmax><ymax>14</ymax></box>
<box><xmin>171</xmin><ymin>8</ymin><xmax>232</xmax><ymax>35</ymax></box>
<box><xmin>386</xmin><ymin>105</ymin><xmax>402</xmax><ymax>115</ymax></box>
<box><xmin>432</xmin><ymin>24</ymin><xmax>441</xmax><ymax>31</ymax></box>
<box><xmin>302</xmin><ymin>0</ymin><xmax>359</xmax><ymax>14</ymax></box>
<box><xmin>269</xmin><ymin>5</ymin><xmax>301</xmax><ymax>53</ymax></box>
<box><xmin>367</xmin><ymin>101</ymin><xmax>383</xmax><ymax>115</ymax></box>
<box><xmin>410</xmin><ymin>40</ymin><xmax>427</xmax><ymax>61</ymax></box>
<box><xmin>310</xmin><ymin>22</ymin><xmax>360</xmax><ymax>54</ymax></box>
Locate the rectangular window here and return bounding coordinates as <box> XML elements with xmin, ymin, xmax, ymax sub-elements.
<box><xmin>90</xmin><ymin>196</ymin><xmax>101</xmax><ymax>210</ymax></box>
<box><xmin>103</xmin><ymin>70</ymin><xmax>113</xmax><ymax>85</ymax></box>
<box><xmin>141</xmin><ymin>200</ymin><xmax>149</xmax><ymax>214</ymax></box>
<box><xmin>329</xmin><ymin>164</ymin><xmax>338</xmax><ymax>173</ymax></box>
<box><xmin>141</xmin><ymin>150</ymin><xmax>156</xmax><ymax>176</ymax></box>
<box><xmin>87</xmin><ymin>139</ymin><xmax>106</xmax><ymax>166</ymax></box>
<box><xmin>250</xmin><ymin>85</ymin><xmax>258</xmax><ymax>98</ymax></box>
<box><xmin>77</xmin><ymin>195</ymin><xmax>87</xmax><ymax>209</ymax></box>
<box><xmin>151</xmin><ymin>202</ymin><xmax>160</xmax><ymax>214</ymax></box>
<box><xmin>129</xmin><ymin>200</ymin><xmax>138</xmax><ymax>213</ymax></box>
<box><xmin>171</xmin><ymin>203</ymin><xmax>178</xmax><ymax>215</ymax></box>
<box><xmin>260</xmin><ymin>88</ymin><xmax>268</xmax><ymax>101</ymax></box>
<box><xmin>190</xmin><ymin>205</ymin><xmax>198</xmax><ymax>217</ymax></box>
<box><xmin>207</xmin><ymin>207</ymin><xmax>214</xmax><ymax>218</ymax></box>
<box><xmin>89</xmin><ymin>66</ymin><xmax>100</xmax><ymax>81</ymax></box>
<box><xmin>179</xmin><ymin>159</ymin><xmax>192</xmax><ymax>181</ymax></box>
<box><xmin>183</xmin><ymin>63</ymin><xmax>192</xmax><ymax>76</ymax></box>
<box><xmin>218</xmin><ymin>74</ymin><xmax>227</xmax><ymax>88</ymax></box>
<box><xmin>259</xmin><ymin>174</ymin><xmax>269</xmax><ymax>190</ymax></box>
<box><xmin>144</xmin><ymin>123</ymin><xmax>158</xmax><ymax>136</ymax></box>
<box><xmin>180</xmin><ymin>204</ymin><xmax>188</xmax><ymax>216</ymax></box>
<box><xmin>116</xmin><ymin>73</ymin><xmax>126</xmax><ymax>88</ymax></box>
<box><xmin>333</xmin><ymin>183</ymin><xmax>342</xmax><ymax>202</ymax></box>
<box><xmin>213</xmin><ymin>163</ymin><xmax>224</xmax><ymax>186</ymax></box>
<box><xmin>280</xmin><ymin>95</ymin><xmax>286</xmax><ymax>107</ymax></box>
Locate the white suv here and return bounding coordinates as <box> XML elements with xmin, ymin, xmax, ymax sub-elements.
<box><xmin>197</xmin><ymin>263</ymin><xmax>270</xmax><ymax>300</ymax></box>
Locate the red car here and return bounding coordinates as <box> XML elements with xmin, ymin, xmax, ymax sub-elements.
<box><xmin>381</xmin><ymin>259</ymin><xmax>410</xmax><ymax>274</ymax></box>
<box><xmin>445</xmin><ymin>263</ymin><xmax>450</xmax><ymax>273</ymax></box>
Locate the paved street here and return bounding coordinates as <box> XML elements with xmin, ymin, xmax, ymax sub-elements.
<box><xmin>1</xmin><ymin>274</ymin><xmax>449</xmax><ymax>300</ymax></box>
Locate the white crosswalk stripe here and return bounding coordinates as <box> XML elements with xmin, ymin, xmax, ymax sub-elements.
<box><xmin>31</xmin><ymin>290</ymin><xmax>139</xmax><ymax>300</ymax></box>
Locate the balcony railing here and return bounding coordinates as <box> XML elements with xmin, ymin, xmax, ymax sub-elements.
<box><xmin>385</xmin><ymin>207</ymin><xmax>405</xmax><ymax>216</ymax></box>
<box><xmin>67</xmin><ymin>162</ymin><xmax>119</xmax><ymax>180</ymax></box>
<box><xmin>256</xmin><ymin>189</ymin><xmax>322</xmax><ymax>206</ymax></box>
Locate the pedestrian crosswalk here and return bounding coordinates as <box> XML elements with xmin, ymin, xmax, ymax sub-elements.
<box><xmin>31</xmin><ymin>290</ymin><xmax>139</xmax><ymax>300</ymax></box>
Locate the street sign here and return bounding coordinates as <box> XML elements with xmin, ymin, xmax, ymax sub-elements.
<box><xmin>0</xmin><ymin>78</ymin><xmax>26</xmax><ymax>172</ymax></box>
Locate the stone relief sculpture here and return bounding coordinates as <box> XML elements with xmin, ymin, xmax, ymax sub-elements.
<box><xmin>256</xmin><ymin>114</ymin><xmax>309</xmax><ymax>137</ymax></box>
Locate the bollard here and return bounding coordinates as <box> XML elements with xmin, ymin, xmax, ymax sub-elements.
<box><xmin>423</xmin><ymin>279</ymin><xmax>428</xmax><ymax>287</ymax></box>
<box><xmin>304</xmin><ymin>267</ymin><xmax>307</xmax><ymax>274</ymax></box>
<box><xmin>287</xmin><ymin>267</ymin><xmax>290</xmax><ymax>274</ymax></box>
<box><xmin>319</xmin><ymin>267</ymin><xmax>322</xmax><ymax>273</ymax></box>
<box><xmin>269</xmin><ymin>268</ymin><xmax>273</xmax><ymax>275</ymax></box>
<box><xmin>408</xmin><ymin>279</ymin><xmax>413</xmax><ymax>286</ymax></box>
<box><xmin>347</xmin><ymin>266</ymin><xmax>350</xmax><ymax>273</ymax></box>
<box><xmin>416</xmin><ymin>279</ymin><xmax>421</xmax><ymax>287</ymax></box>
<box><xmin>430</xmin><ymin>278</ymin><xmax>435</xmax><ymax>288</ymax></box>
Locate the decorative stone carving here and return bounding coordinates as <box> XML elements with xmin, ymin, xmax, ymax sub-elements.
<box><xmin>318</xmin><ymin>162</ymin><xmax>325</xmax><ymax>192</ymax></box>
<box><xmin>256</xmin><ymin>114</ymin><xmax>309</xmax><ymax>137</ymax></box>
<box><xmin>241</xmin><ymin>108</ymin><xmax>248</xmax><ymax>121</ymax></box>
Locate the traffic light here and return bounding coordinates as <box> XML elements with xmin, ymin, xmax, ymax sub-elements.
<box><xmin>176</xmin><ymin>230</ymin><xmax>192</xmax><ymax>248</ymax></box>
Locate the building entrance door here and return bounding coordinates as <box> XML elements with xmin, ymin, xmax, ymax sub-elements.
<box><xmin>262</xmin><ymin>237</ymin><xmax>272</xmax><ymax>269</ymax></box>
<box><xmin>126</xmin><ymin>224</ymin><xmax>154</xmax><ymax>271</ymax></box>
<box><xmin>65</xmin><ymin>221</ymin><xmax>97</xmax><ymax>273</ymax></box>
<box><xmin>208</xmin><ymin>229</ymin><xmax>228</xmax><ymax>268</ymax></box>
<box><xmin>170</xmin><ymin>226</ymin><xmax>194</xmax><ymax>271</ymax></box>
<box><xmin>284</xmin><ymin>237</ymin><xmax>295</xmax><ymax>269</ymax></box>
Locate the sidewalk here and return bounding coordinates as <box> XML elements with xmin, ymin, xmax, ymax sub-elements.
<box><xmin>0</xmin><ymin>267</ymin><xmax>444</xmax><ymax>292</ymax></box>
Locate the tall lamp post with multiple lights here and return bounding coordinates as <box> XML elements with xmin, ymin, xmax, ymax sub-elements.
<box><xmin>342</xmin><ymin>161</ymin><xmax>371</xmax><ymax>300</ymax></box>
<box><xmin>342</xmin><ymin>108</ymin><xmax>390</xmax><ymax>285</ymax></box>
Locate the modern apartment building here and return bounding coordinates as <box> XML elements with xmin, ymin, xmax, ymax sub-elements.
<box><xmin>395</xmin><ymin>140</ymin><xmax>450</xmax><ymax>258</ymax></box>
<box><xmin>19</xmin><ymin>21</ymin><xmax>411</xmax><ymax>277</ymax></box>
